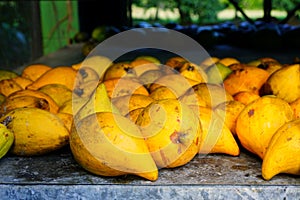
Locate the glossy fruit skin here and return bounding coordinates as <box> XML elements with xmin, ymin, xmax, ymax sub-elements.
<box><xmin>70</xmin><ymin>112</ymin><xmax>158</xmax><ymax>181</ymax></box>
<box><xmin>136</xmin><ymin>99</ymin><xmax>201</xmax><ymax>168</ymax></box>
<box><xmin>0</xmin><ymin>123</ymin><xmax>14</xmax><ymax>159</ymax></box>
<box><xmin>236</xmin><ymin>96</ymin><xmax>294</xmax><ymax>159</ymax></box>
<box><xmin>262</xmin><ymin>119</ymin><xmax>300</xmax><ymax>180</ymax></box>
<box><xmin>0</xmin><ymin>107</ymin><xmax>69</xmax><ymax>156</ymax></box>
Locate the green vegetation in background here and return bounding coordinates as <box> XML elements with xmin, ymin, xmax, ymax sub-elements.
<box><xmin>40</xmin><ymin>1</ymin><xmax>79</xmax><ymax>55</ymax></box>
<box><xmin>132</xmin><ymin>0</ymin><xmax>300</xmax><ymax>25</ymax></box>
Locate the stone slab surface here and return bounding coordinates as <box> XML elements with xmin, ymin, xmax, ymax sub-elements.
<box><xmin>0</xmin><ymin>146</ymin><xmax>299</xmax><ymax>199</ymax></box>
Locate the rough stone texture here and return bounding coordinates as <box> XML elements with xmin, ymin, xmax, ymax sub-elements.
<box><xmin>0</xmin><ymin>146</ymin><xmax>299</xmax><ymax>199</ymax></box>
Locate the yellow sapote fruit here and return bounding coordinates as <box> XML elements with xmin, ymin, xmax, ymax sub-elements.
<box><xmin>138</xmin><ymin>69</ymin><xmax>166</xmax><ymax>89</ymax></box>
<box><xmin>73</xmin><ymin>80</ymin><xmax>99</xmax><ymax>98</ymax></box>
<box><xmin>38</xmin><ymin>84</ymin><xmax>72</xmax><ymax>107</ymax></box>
<box><xmin>71</xmin><ymin>61</ymin><xmax>82</xmax><ymax>71</ymax></box>
<box><xmin>133</xmin><ymin>55</ymin><xmax>161</xmax><ymax>64</ymax></box>
<box><xmin>7</xmin><ymin>89</ymin><xmax>59</xmax><ymax>114</ymax></box>
<box><xmin>0</xmin><ymin>79</ymin><xmax>23</xmax><ymax>97</ymax></box>
<box><xmin>130</xmin><ymin>59</ymin><xmax>160</xmax><ymax>77</ymax></box>
<box><xmin>236</xmin><ymin>96</ymin><xmax>294</xmax><ymax>159</ymax></box>
<box><xmin>74</xmin><ymin>82</ymin><xmax>120</xmax><ymax>122</ymax></box>
<box><xmin>56</xmin><ymin>112</ymin><xmax>73</xmax><ymax>133</ymax></box>
<box><xmin>70</xmin><ymin>112</ymin><xmax>158</xmax><ymax>181</ymax></box>
<box><xmin>79</xmin><ymin>55</ymin><xmax>113</xmax><ymax>79</ymax></box>
<box><xmin>26</xmin><ymin>66</ymin><xmax>78</xmax><ymax>91</ymax></box>
<box><xmin>21</xmin><ymin>64</ymin><xmax>52</xmax><ymax>81</ymax></box>
<box><xmin>103</xmin><ymin>62</ymin><xmax>136</xmax><ymax>81</ymax></box>
<box><xmin>290</xmin><ymin>97</ymin><xmax>300</xmax><ymax>119</ymax></box>
<box><xmin>179</xmin><ymin>83</ymin><xmax>233</xmax><ymax>108</ymax></box>
<box><xmin>233</xmin><ymin>91</ymin><xmax>261</xmax><ymax>105</ymax></box>
<box><xmin>191</xmin><ymin>106</ymin><xmax>239</xmax><ymax>156</ymax></box>
<box><xmin>76</xmin><ymin>66</ymin><xmax>100</xmax><ymax>84</ymax></box>
<box><xmin>148</xmin><ymin>74</ymin><xmax>192</xmax><ymax>97</ymax></box>
<box><xmin>179</xmin><ymin>62</ymin><xmax>207</xmax><ymax>84</ymax></box>
<box><xmin>214</xmin><ymin>100</ymin><xmax>246</xmax><ymax>135</ymax></box>
<box><xmin>0</xmin><ymin>95</ymin><xmax>50</xmax><ymax>116</ymax></box>
<box><xmin>135</xmin><ymin>99</ymin><xmax>201</xmax><ymax>168</ymax></box>
<box><xmin>11</xmin><ymin>76</ymin><xmax>33</xmax><ymax>89</ymax></box>
<box><xmin>217</xmin><ymin>57</ymin><xmax>240</xmax><ymax>67</ymax></box>
<box><xmin>111</xmin><ymin>94</ymin><xmax>154</xmax><ymax>116</ymax></box>
<box><xmin>125</xmin><ymin>107</ymin><xmax>145</xmax><ymax>123</ymax></box>
<box><xmin>261</xmin><ymin>64</ymin><xmax>300</xmax><ymax>103</ymax></box>
<box><xmin>223</xmin><ymin>66</ymin><xmax>270</xmax><ymax>96</ymax></box>
<box><xmin>149</xmin><ymin>86</ymin><xmax>178</xmax><ymax>100</ymax></box>
<box><xmin>199</xmin><ymin>56</ymin><xmax>219</xmax><ymax>70</ymax></box>
<box><xmin>0</xmin><ymin>107</ymin><xmax>69</xmax><ymax>156</ymax></box>
<box><xmin>103</xmin><ymin>77</ymin><xmax>149</xmax><ymax>98</ymax></box>
<box><xmin>256</xmin><ymin>61</ymin><xmax>282</xmax><ymax>75</ymax></box>
<box><xmin>262</xmin><ymin>119</ymin><xmax>300</xmax><ymax>180</ymax></box>
<box><xmin>165</xmin><ymin>56</ymin><xmax>188</xmax><ymax>70</ymax></box>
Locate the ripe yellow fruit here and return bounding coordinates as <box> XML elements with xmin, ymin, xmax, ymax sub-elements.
<box><xmin>191</xmin><ymin>106</ymin><xmax>239</xmax><ymax>156</ymax></box>
<box><xmin>11</xmin><ymin>76</ymin><xmax>33</xmax><ymax>89</ymax></box>
<box><xmin>149</xmin><ymin>86</ymin><xmax>178</xmax><ymax>100</ymax></box>
<box><xmin>262</xmin><ymin>64</ymin><xmax>300</xmax><ymax>103</ymax></box>
<box><xmin>103</xmin><ymin>62</ymin><xmax>136</xmax><ymax>81</ymax></box>
<box><xmin>224</xmin><ymin>66</ymin><xmax>270</xmax><ymax>96</ymax></box>
<box><xmin>0</xmin><ymin>107</ymin><xmax>69</xmax><ymax>156</ymax></box>
<box><xmin>130</xmin><ymin>59</ymin><xmax>159</xmax><ymax>77</ymax></box>
<box><xmin>165</xmin><ymin>56</ymin><xmax>188</xmax><ymax>70</ymax></box>
<box><xmin>0</xmin><ymin>79</ymin><xmax>23</xmax><ymax>97</ymax></box>
<box><xmin>135</xmin><ymin>99</ymin><xmax>201</xmax><ymax>168</ymax></box>
<box><xmin>56</xmin><ymin>112</ymin><xmax>73</xmax><ymax>133</ymax></box>
<box><xmin>26</xmin><ymin>66</ymin><xmax>77</xmax><ymax>91</ymax></box>
<box><xmin>217</xmin><ymin>57</ymin><xmax>240</xmax><ymax>67</ymax></box>
<box><xmin>0</xmin><ymin>95</ymin><xmax>50</xmax><ymax>116</ymax></box>
<box><xmin>290</xmin><ymin>97</ymin><xmax>300</xmax><ymax>119</ymax></box>
<box><xmin>103</xmin><ymin>77</ymin><xmax>149</xmax><ymax>98</ymax></box>
<box><xmin>38</xmin><ymin>84</ymin><xmax>73</xmax><ymax>107</ymax></box>
<box><xmin>233</xmin><ymin>91</ymin><xmax>260</xmax><ymax>105</ymax></box>
<box><xmin>214</xmin><ymin>100</ymin><xmax>246</xmax><ymax>135</ymax></box>
<box><xmin>70</xmin><ymin>112</ymin><xmax>158</xmax><ymax>181</ymax></box>
<box><xmin>149</xmin><ymin>74</ymin><xmax>192</xmax><ymax>97</ymax></box>
<box><xmin>179</xmin><ymin>62</ymin><xmax>207</xmax><ymax>84</ymax></box>
<box><xmin>21</xmin><ymin>64</ymin><xmax>52</xmax><ymax>81</ymax></box>
<box><xmin>111</xmin><ymin>94</ymin><xmax>154</xmax><ymax>116</ymax></box>
<box><xmin>236</xmin><ymin>96</ymin><xmax>294</xmax><ymax>159</ymax></box>
<box><xmin>179</xmin><ymin>83</ymin><xmax>233</xmax><ymax>108</ymax></box>
<box><xmin>262</xmin><ymin>119</ymin><xmax>300</xmax><ymax>180</ymax></box>
<box><xmin>199</xmin><ymin>57</ymin><xmax>219</xmax><ymax>70</ymax></box>
<box><xmin>74</xmin><ymin>83</ymin><xmax>120</xmax><ymax>122</ymax></box>
<box><xmin>79</xmin><ymin>55</ymin><xmax>113</xmax><ymax>79</ymax></box>
<box><xmin>7</xmin><ymin>89</ymin><xmax>59</xmax><ymax>114</ymax></box>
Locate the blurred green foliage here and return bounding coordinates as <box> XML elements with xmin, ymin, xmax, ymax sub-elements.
<box><xmin>132</xmin><ymin>0</ymin><xmax>300</xmax><ymax>24</ymax></box>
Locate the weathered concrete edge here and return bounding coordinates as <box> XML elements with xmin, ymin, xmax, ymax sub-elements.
<box><xmin>0</xmin><ymin>184</ymin><xmax>299</xmax><ymax>200</ymax></box>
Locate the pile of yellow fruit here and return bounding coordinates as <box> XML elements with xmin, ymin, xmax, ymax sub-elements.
<box><xmin>0</xmin><ymin>54</ymin><xmax>299</xmax><ymax>182</ymax></box>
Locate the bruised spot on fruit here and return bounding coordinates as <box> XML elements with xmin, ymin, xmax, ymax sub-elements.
<box><xmin>248</xmin><ymin>109</ymin><xmax>255</xmax><ymax>117</ymax></box>
<box><xmin>73</xmin><ymin>88</ymin><xmax>84</xmax><ymax>97</ymax></box>
<box><xmin>37</xmin><ymin>99</ymin><xmax>50</xmax><ymax>110</ymax></box>
<box><xmin>257</xmin><ymin>63</ymin><xmax>268</xmax><ymax>70</ymax></box>
<box><xmin>187</xmin><ymin>65</ymin><xmax>194</xmax><ymax>71</ymax></box>
<box><xmin>79</xmin><ymin>68</ymin><xmax>88</xmax><ymax>79</ymax></box>
<box><xmin>124</xmin><ymin>67</ymin><xmax>134</xmax><ymax>74</ymax></box>
<box><xmin>287</xmin><ymin>137</ymin><xmax>292</xmax><ymax>141</ymax></box>
<box><xmin>170</xmin><ymin>131</ymin><xmax>188</xmax><ymax>144</ymax></box>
